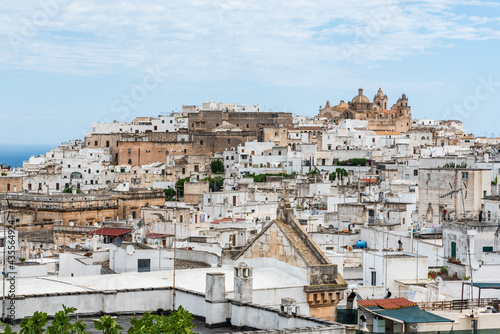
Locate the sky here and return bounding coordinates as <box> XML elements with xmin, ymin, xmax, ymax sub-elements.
<box><xmin>0</xmin><ymin>0</ymin><xmax>500</xmax><ymax>144</ymax></box>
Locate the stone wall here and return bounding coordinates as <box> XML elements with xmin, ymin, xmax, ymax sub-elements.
<box><xmin>239</xmin><ymin>223</ymin><xmax>308</xmax><ymax>269</ymax></box>
<box><xmin>0</xmin><ymin>176</ymin><xmax>23</xmax><ymax>192</ymax></box>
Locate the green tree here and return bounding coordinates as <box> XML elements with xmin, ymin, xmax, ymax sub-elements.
<box><xmin>348</xmin><ymin>158</ymin><xmax>367</xmax><ymax>166</ymax></box>
<box><xmin>203</xmin><ymin>176</ymin><xmax>224</xmax><ymax>192</ymax></box>
<box><xmin>94</xmin><ymin>316</ymin><xmax>123</xmax><ymax>334</ymax></box>
<box><xmin>210</xmin><ymin>159</ymin><xmax>224</xmax><ymax>174</ymax></box>
<box><xmin>1</xmin><ymin>305</ymin><xmax>196</xmax><ymax>334</ymax></box>
<box><xmin>127</xmin><ymin>306</ymin><xmax>195</xmax><ymax>334</ymax></box>
<box><xmin>175</xmin><ymin>177</ymin><xmax>190</xmax><ymax>198</ymax></box>
<box><xmin>335</xmin><ymin>168</ymin><xmax>348</xmax><ymax>180</ymax></box>
<box><xmin>163</xmin><ymin>187</ymin><xmax>176</xmax><ymax>200</ymax></box>
<box><xmin>62</xmin><ymin>186</ymin><xmax>82</xmax><ymax>194</ymax></box>
<box><xmin>19</xmin><ymin>311</ymin><xmax>48</xmax><ymax>334</ymax></box>
<box><xmin>307</xmin><ymin>169</ymin><xmax>319</xmax><ymax>175</ymax></box>
<box><xmin>47</xmin><ymin>305</ymin><xmax>89</xmax><ymax>334</ymax></box>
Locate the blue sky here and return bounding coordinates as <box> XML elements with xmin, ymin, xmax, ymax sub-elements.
<box><xmin>1</xmin><ymin>0</ymin><xmax>500</xmax><ymax>144</ymax></box>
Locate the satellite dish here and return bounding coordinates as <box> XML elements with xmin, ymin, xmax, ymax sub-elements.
<box><xmin>69</xmin><ymin>222</ymin><xmax>75</xmax><ymax>227</ymax></box>
<box><xmin>133</xmin><ymin>223</ymin><xmax>138</xmax><ymax>229</ymax></box>
<box><xmin>126</xmin><ymin>245</ymin><xmax>135</xmax><ymax>255</ymax></box>
<box><xmin>114</xmin><ymin>237</ymin><xmax>122</xmax><ymax>247</ymax></box>
<box><xmin>471</xmin><ymin>259</ymin><xmax>480</xmax><ymax>270</ymax></box>
<box><xmin>436</xmin><ymin>276</ymin><xmax>443</xmax><ymax>284</ymax></box>
<box><xmin>94</xmin><ymin>222</ymin><xmax>99</xmax><ymax>227</ymax></box>
<box><xmin>220</xmin><ymin>241</ymin><xmax>226</xmax><ymax>248</ymax></box>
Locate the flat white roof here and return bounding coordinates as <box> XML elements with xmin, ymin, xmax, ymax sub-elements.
<box><xmin>16</xmin><ymin>265</ymin><xmax>307</xmax><ymax>296</ymax></box>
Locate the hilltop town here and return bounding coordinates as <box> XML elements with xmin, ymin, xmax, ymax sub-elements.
<box><xmin>1</xmin><ymin>89</ymin><xmax>499</xmax><ymax>333</ymax></box>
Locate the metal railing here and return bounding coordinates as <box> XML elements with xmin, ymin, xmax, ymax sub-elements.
<box><xmin>417</xmin><ymin>298</ymin><xmax>499</xmax><ymax>311</ymax></box>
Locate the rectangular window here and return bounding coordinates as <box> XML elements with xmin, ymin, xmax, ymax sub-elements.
<box><xmin>56</xmin><ymin>183</ymin><xmax>59</xmax><ymax>190</ymax></box>
<box><xmin>94</xmin><ymin>141</ymin><xmax>98</xmax><ymax>146</ymax></box>
<box><xmin>38</xmin><ymin>183</ymin><xmax>42</xmax><ymax>190</ymax></box>
<box><xmin>227</xmin><ymin>139</ymin><xmax>231</xmax><ymax>144</ymax></box>
<box><xmin>200</xmin><ymin>140</ymin><xmax>203</xmax><ymax>145</ymax></box>
<box><xmin>414</xmin><ymin>170</ymin><xmax>418</xmax><ymax>176</ymax></box>
<box><xmin>462</xmin><ymin>172</ymin><xmax>469</xmax><ymax>179</ymax></box>
<box><xmin>137</xmin><ymin>259</ymin><xmax>151</xmax><ymax>272</ymax></box>
<box><xmin>371</xmin><ymin>271</ymin><xmax>377</xmax><ymax>286</ymax></box>
<box><xmin>483</xmin><ymin>246</ymin><xmax>493</xmax><ymax>252</ymax></box>
<box><xmin>7</xmin><ymin>184</ymin><xmax>10</xmax><ymax>191</ymax></box>
<box><xmin>427</xmin><ymin>174</ymin><xmax>431</xmax><ymax>181</ymax></box>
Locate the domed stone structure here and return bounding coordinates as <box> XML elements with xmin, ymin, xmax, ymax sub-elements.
<box><xmin>349</xmin><ymin>88</ymin><xmax>372</xmax><ymax>111</ymax></box>
<box><xmin>317</xmin><ymin>87</ymin><xmax>412</xmax><ymax>132</ymax></box>
<box><xmin>351</xmin><ymin>88</ymin><xmax>370</xmax><ymax>104</ymax></box>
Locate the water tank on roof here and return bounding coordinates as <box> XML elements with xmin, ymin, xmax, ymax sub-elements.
<box><xmin>356</xmin><ymin>240</ymin><xmax>367</xmax><ymax>249</ymax></box>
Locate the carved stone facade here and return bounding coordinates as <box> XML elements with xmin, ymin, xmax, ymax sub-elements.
<box><xmin>318</xmin><ymin>88</ymin><xmax>412</xmax><ymax>132</ymax></box>
<box><xmin>236</xmin><ymin>199</ymin><xmax>347</xmax><ymax>321</ymax></box>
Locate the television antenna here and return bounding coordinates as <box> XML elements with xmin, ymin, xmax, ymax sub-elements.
<box><xmin>439</xmin><ymin>181</ymin><xmax>467</xmax><ymax>220</ymax></box>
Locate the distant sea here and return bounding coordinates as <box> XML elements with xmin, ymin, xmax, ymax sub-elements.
<box><xmin>0</xmin><ymin>143</ymin><xmax>58</xmax><ymax>168</ymax></box>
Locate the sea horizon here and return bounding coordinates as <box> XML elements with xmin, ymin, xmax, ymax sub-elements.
<box><xmin>0</xmin><ymin>143</ymin><xmax>58</xmax><ymax>168</ymax></box>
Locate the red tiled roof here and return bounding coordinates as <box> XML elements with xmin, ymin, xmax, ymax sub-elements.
<box><xmin>357</xmin><ymin>298</ymin><xmax>417</xmax><ymax>310</ymax></box>
<box><xmin>211</xmin><ymin>218</ymin><xmax>245</xmax><ymax>224</ymax></box>
<box><xmin>360</xmin><ymin>178</ymin><xmax>377</xmax><ymax>184</ymax></box>
<box><xmin>90</xmin><ymin>228</ymin><xmax>132</xmax><ymax>237</ymax></box>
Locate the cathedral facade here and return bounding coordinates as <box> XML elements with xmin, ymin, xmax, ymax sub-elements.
<box><xmin>318</xmin><ymin>88</ymin><xmax>412</xmax><ymax>132</ymax></box>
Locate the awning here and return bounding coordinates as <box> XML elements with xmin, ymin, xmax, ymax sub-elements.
<box><xmin>91</xmin><ymin>228</ymin><xmax>132</xmax><ymax>237</ymax></box>
<box><xmin>465</xmin><ymin>282</ymin><xmax>500</xmax><ymax>289</ymax></box>
<box><xmin>367</xmin><ymin>305</ymin><xmax>454</xmax><ymax>323</ymax></box>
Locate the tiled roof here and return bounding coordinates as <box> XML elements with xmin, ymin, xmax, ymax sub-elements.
<box><xmin>90</xmin><ymin>228</ymin><xmax>132</xmax><ymax>237</ymax></box>
<box><xmin>211</xmin><ymin>218</ymin><xmax>245</xmax><ymax>224</ymax></box>
<box><xmin>357</xmin><ymin>298</ymin><xmax>417</xmax><ymax>310</ymax></box>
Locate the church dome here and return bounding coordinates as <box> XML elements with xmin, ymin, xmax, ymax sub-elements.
<box><xmin>352</xmin><ymin>88</ymin><xmax>370</xmax><ymax>103</ymax></box>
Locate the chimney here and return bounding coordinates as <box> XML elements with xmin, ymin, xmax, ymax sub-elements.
<box><xmin>205</xmin><ymin>272</ymin><xmax>228</xmax><ymax>326</ymax></box>
<box><xmin>234</xmin><ymin>262</ymin><xmax>253</xmax><ymax>304</ymax></box>
<box><xmin>358</xmin><ymin>88</ymin><xmax>363</xmax><ymax>96</ymax></box>
<box><xmin>280</xmin><ymin>298</ymin><xmax>299</xmax><ymax>316</ymax></box>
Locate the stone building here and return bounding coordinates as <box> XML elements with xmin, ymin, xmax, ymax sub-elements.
<box><xmin>188</xmin><ymin>109</ymin><xmax>292</xmax><ymax>135</ymax></box>
<box><xmin>235</xmin><ymin>199</ymin><xmax>347</xmax><ymax>321</ymax></box>
<box><xmin>0</xmin><ymin>175</ymin><xmax>23</xmax><ymax>192</ymax></box>
<box><xmin>318</xmin><ymin>88</ymin><xmax>412</xmax><ymax>132</ymax></box>
<box><xmin>417</xmin><ymin>168</ymin><xmax>491</xmax><ymax>226</ymax></box>
<box><xmin>0</xmin><ymin>189</ymin><xmax>165</xmax><ymax>247</ymax></box>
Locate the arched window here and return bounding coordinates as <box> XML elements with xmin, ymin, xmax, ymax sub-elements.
<box><xmin>70</xmin><ymin>172</ymin><xmax>83</xmax><ymax>179</ymax></box>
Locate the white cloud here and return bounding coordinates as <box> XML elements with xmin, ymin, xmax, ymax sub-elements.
<box><xmin>0</xmin><ymin>0</ymin><xmax>498</xmax><ymax>83</ymax></box>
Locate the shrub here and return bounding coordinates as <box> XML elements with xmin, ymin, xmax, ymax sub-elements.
<box><xmin>210</xmin><ymin>159</ymin><xmax>224</xmax><ymax>174</ymax></box>
<box><xmin>3</xmin><ymin>305</ymin><xmax>196</xmax><ymax>334</ymax></box>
